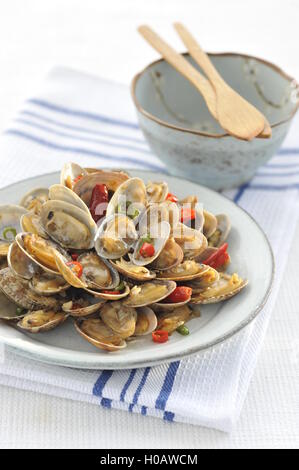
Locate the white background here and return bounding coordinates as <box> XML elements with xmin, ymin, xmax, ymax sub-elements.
<box><xmin>0</xmin><ymin>0</ymin><xmax>298</xmax><ymax>449</ymax></box>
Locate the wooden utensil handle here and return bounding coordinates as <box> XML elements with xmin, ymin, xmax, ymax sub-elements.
<box><xmin>138</xmin><ymin>25</ymin><xmax>217</xmax><ymax>117</ymax></box>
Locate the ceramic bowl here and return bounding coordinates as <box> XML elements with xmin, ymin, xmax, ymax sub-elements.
<box><xmin>131</xmin><ymin>52</ymin><xmax>299</xmax><ymax>190</ymax></box>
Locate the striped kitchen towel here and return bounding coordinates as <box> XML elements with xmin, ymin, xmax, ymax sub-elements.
<box><xmin>0</xmin><ymin>67</ymin><xmax>298</xmax><ymax>432</ymax></box>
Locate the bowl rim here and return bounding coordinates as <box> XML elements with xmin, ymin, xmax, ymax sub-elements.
<box><xmin>131</xmin><ymin>51</ymin><xmax>299</xmax><ymax>138</ymax></box>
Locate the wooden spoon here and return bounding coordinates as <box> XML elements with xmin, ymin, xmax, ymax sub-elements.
<box><xmin>138</xmin><ymin>25</ymin><xmax>271</xmax><ymax>140</ymax></box>
<box><xmin>173</xmin><ymin>22</ymin><xmax>271</xmax><ymax>139</ymax></box>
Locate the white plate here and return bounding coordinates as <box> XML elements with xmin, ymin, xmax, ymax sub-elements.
<box><xmin>0</xmin><ymin>170</ymin><xmax>274</xmax><ymax>369</ymax></box>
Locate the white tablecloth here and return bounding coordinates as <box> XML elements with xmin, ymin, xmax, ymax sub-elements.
<box><xmin>0</xmin><ymin>0</ymin><xmax>298</xmax><ymax>449</ymax></box>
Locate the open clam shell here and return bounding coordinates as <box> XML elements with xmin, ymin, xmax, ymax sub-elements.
<box><xmin>146</xmin><ymin>181</ymin><xmax>168</xmax><ymax>203</ymax></box>
<box><xmin>62</xmin><ymin>292</ymin><xmax>106</xmax><ymax>317</ymax></box>
<box><xmin>77</xmin><ymin>252</ymin><xmax>120</xmax><ymax>290</ymax></box>
<box><xmin>0</xmin><ymin>204</ymin><xmax>28</xmax><ymax>243</ymax></box>
<box><xmin>75</xmin><ymin>318</ymin><xmax>127</xmax><ymax>351</ymax></box>
<box><xmin>132</xmin><ymin>221</ymin><xmax>171</xmax><ymax>267</ymax></box>
<box><xmin>123</xmin><ymin>280</ymin><xmax>176</xmax><ymax>308</ymax></box>
<box><xmin>150</xmin><ymin>236</ymin><xmax>183</xmax><ymax>271</ymax></box>
<box><xmin>100</xmin><ymin>301</ymin><xmax>137</xmax><ymax>339</ymax></box>
<box><xmin>0</xmin><ymin>267</ymin><xmax>62</xmax><ymax>311</ymax></box>
<box><xmin>190</xmin><ymin>273</ymin><xmax>248</xmax><ymax>304</ymax></box>
<box><xmin>73</xmin><ymin>170</ymin><xmax>129</xmax><ymax>206</ymax></box>
<box><xmin>86</xmin><ymin>282</ymin><xmax>130</xmax><ymax>301</ymax></box>
<box><xmin>8</xmin><ymin>241</ymin><xmax>38</xmax><ymax>280</ymax></box>
<box><xmin>94</xmin><ymin>214</ymin><xmax>138</xmax><ymax>260</ymax></box>
<box><xmin>186</xmin><ymin>266</ymin><xmax>220</xmax><ymax>293</ymax></box>
<box><xmin>19</xmin><ymin>188</ymin><xmax>49</xmax><ymax>214</ymax></box>
<box><xmin>16</xmin><ymin>232</ymin><xmax>68</xmax><ymax>276</ymax></box>
<box><xmin>156</xmin><ymin>260</ymin><xmax>210</xmax><ymax>281</ymax></box>
<box><xmin>0</xmin><ymin>242</ymin><xmax>10</xmax><ymax>258</ymax></box>
<box><xmin>20</xmin><ymin>212</ymin><xmax>49</xmax><ymax>238</ymax></box>
<box><xmin>208</xmin><ymin>214</ymin><xmax>231</xmax><ymax>247</ymax></box>
<box><xmin>139</xmin><ymin>201</ymin><xmax>180</xmax><ymax>234</ymax></box>
<box><xmin>155</xmin><ymin>305</ymin><xmax>192</xmax><ymax>334</ymax></box>
<box><xmin>134</xmin><ymin>307</ymin><xmax>157</xmax><ymax>336</ymax></box>
<box><xmin>153</xmin><ymin>290</ymin><xmax>192</xmax><ymax>310</ymax></box>
<box><xmin>173</xmin><ymin>223</ymin><xmax>207</xmax><ymax>260</ymax></box>
<box><xmin>203</xmin><ymin>210</ymin><xmax>217</xmax><ymax>238</ymax></box>
<box><xmin>60</xmin><ymin>162</ymin><xmax>88</xmax><ymax>189</ymax></box>
<box><xmin>41</xmin><ymin>200</ymin><xmax>97</xmax><ymax>250</ymax></box>
<box><xmin>17</xmin><ymin>310</ymin><xmax>68</xmax><ymax>333</ymax></box>
<box><xmin>49</xmin><ymin>184</ymin><xmax>92</xmax><ymax>217</ymax></box>
<box><xmin>110</xmin><ymin>258</ymin><xmax>156</xmax><ymax>281</ymax></box>
<box><xmin>106</xmin><ymin>177</ymin><xmax>147</xmax><ymax>218</ymax></box>
<box><xmin>0</xmin><ymin>291</ymin><xmax>27</xmax><ymax>321</ymax></box>
<box><xmin>29</xmin><ymin>273</ymin><xmax>70</xmax><ymax>296</ymax></box>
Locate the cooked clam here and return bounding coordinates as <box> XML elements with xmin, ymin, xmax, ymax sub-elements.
<box><xmin>73</xmin><ymin>170</ymin><xmax>129</xmax><ymax>206</ymax></box>
<box><xmin>100</xmin><ymin>301</ymin><xmax>137</xmax><ymax>338</ymax></box>
<box><xmin>123</xmin><ymin>280</ymin><xmax>176</xmax><ymax>307</ymax></box>
<box><xmin>20</xmin><ymin>188</ymin><xmax>49</xmax><ymax>214</ymax></box>
<box><xmin>156</xmin><ymin>260</ymin><xmax>210</xmax><ymax>281</ymax></box>
<box><xmin>0</xmin><ymin>204</ymin><xmax>27</xmax><ymax>243</ymax></box>
<box><xmin>20</xmin><ymin>212</ymin><xmax>49</xmax><ymax>238</ymax></box>
<box><xmin>186</xmin><ymin>266</ymin><xmax>220</xmax><ymax>293</ymax></box>
<box><xmin>0</xmin><ymin>267</ymin><xmax>61</xmax><ymax>311</ymax></box>
<box><xmin>60</xmin><ymin>162</ymin><xmax>87</xmax><ymax>189</ymax></box>
<box><xmin>41</xmin><ymin>200</ymin><xmax>97</xmax><ymax>250</ymax></box>
<box><xmin>173</xmin><ymin>223</ymin><xmax>207</xmax><ymax>259</ymax></box>
<box><xmin>62</xmin><ymin>292</ymin><xmax>106</xmax><ymax>317</ymax></box>
<box><xmin>155</xmin><ymin>305</ymin><xmax>192</xmax><ymax>334</ymax></box>
<box><xmin>77</xmin><ymin>252</ymin><xmax>120</xmax><ymax>290</ymax></box>
<box><xmin>95</xmin><ymin>214</ymin><xmax>138</xmax><ymax>260</ymax></box>
<box><xmin>150</xmin><ymin>237</ymin><xmax>183</xmax><ymax>271</ymax></box>
<box><xmin>0</xmin><ymin>291</ymin><xmax>26</xmax><ymax>320</ymax></box>
<box><xmin>134</xmin><ymin>307</ymin><xmax>157</xmax><ymax>336</ymax></box>
<box><xmin>111</xmin><ymin>258</ymin><xmax>156</xmax><ymax>281</ymax></box>
<box><xmin>203</xmin><ymin>210</ymin><xmax>217</xmax><ymax>238</ymax></box>
<box><xmin>8</xmin><ymin>241</ymin><xmax>37</xmax><ymax>280</ymax></box>
<box><xmin>49</xmin><ymin>184</ymin><xmax>91</xmax><ymax>217</ymax></box>
<box><xmin>208</xmin><ymin>214</ymin><xmax>231</xmax><ymax>247</ymax></box>
<box><xmin>146</xmin><ymin>181</ymin><xmax>168</xmax><ymax>203</ymax></box>
<box><xmin>0</xmin><ymin>242</ymin><xmax>10</xmax><ymax>257</ymax></box>
<box><xmin>132</xmin><ymin>221</ymin><xmax>170</xmax><ymax>267</ymax></box>
<box><xmin>29</xmin><ymin>273</ymin><xmax>69</xmax><ymax>296</ymax></box>
<box><xmin>17</xmin><ymin>310</ymin><xmax>67</xmax><ymax>333</ymax></box>
<box><xmin>190</xmin><ymin>273</ymin><xmax>248</xmax><ymax>304</ymax></box>
<box><xmin>106</xmin><ymin>177</ymin><xmax>147</xmax><ymax>218</ymax></box>
<box><xmin>75</xmin><ymin>318</ymin><xmax>127</xmax><ymax>351</ymax></box>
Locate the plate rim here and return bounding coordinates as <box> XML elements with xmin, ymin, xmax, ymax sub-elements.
<box><xmin>0</xmin><ymin>170</ymin><xmax>275</xmax><ymax>369</ymax></box>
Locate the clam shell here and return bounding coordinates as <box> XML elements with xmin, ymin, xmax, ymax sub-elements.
<box><xmin>62</xmin><ymin>293</ymin><xmax>106</xmax><ymax>317</ymax></box>
<box><xmin>8</xmin><ymin>241</ymin><xmax>38</xmax><ymax>280</ymax></box>
<box><xmin>94</xmin><ymin>214</ymin><xmax>138</xmax><ymax>260</ymax></box>
<box><xmin>41</xmin><ymin>200</ymin><xmax>97</xmax><ymax>250</ymax></box>
<box><xmin>75</xmin><ymin>318</ymin><xmax>127</xmax><ymax>351</ymax></box>
<box><xmin>60</xmin><ymin>162</ymin><xmax>87</xmax><ymax>189</ymax></box>
<box><xmin>106</xmin><ymin>177</ymin><xmax>147</xmax><ymax>218</ymax></box>
<box><xmin>173</xmin><ymin>223</ymin><xmax>207</xmax><ymax>259</ymax></box>
<box><xmin>0</xmin><ymin>291</ymin><xmax>26</xmax><ymax>320</ymax></box>
<box><xmin>19</xmin><ymin>188</ymin><xmax>49</xmax><ymax>214</ymax></box>
<box><xmin>150</xmin><ymin>237</ymin><xmax>183</xmax><ymax>271</ymax></box>
<box><xmin>132</xmin><ymin>221</ymin><xmax>170</xmax><ymax>267</ymax></box>
<box><xmin>100</xmin><ymin>301</ymin><xmax>137</xmax><ymax>338</ymax></box>
<box><xmin>53</xmin><ymin>250</ymin><xmax>88</xmax><ymax>289</ymax></box>
<box><xmin>190</xmin><ymin>273</ymin><xmax>248</xmax><ymax>304</ymax></box>
<box><xmin>0</xmin><ymin>242</ymin><xmax>10</xmax><ymax>258</ymax></box>
<box><xmin>123</xmin><ymin>280</ymin><xmax>176</xmax><ymax>307</ymax></box>
<box><xmin>203</xmin><ymin>210</ymin><xmax>217</xmax><ymax>238</ymax></box>
<box><xmin>78</xmin><ymin>252</ymin><xmax>120</xmax><ymax>290</ymax></box>
<box><xmin>134</xmin><ymin>307</ymin><xmax>157</xmax><ymax>336</ymax></box>
<box><xmin>110</xmin><ymin>258</ymin><xmax>156</xmax><ymax>281</ymax></box>
<box><xmin>186</xmin><ymin>267</ymin><xmax>220</xmax><ymax>293</ymax></box>
<box><xmin>0</xmin><ymin>267</ymin><xmax>61</xmax><ymax>311</ymax></box>
<box><xmin>20</xmin><ymin>212</ymin><xmax>49</xmax><ymax>238</ymax></box>
<box><xmin>73</xmin><ymin>171</ymin><xmax>129</xmax><ymax>206</ymax></box>
<box><xmin>17</xmin><ymin>310</ymin><xmax>67</xmax><ymax>333</ymax></box>
<box><xmin>155</xmin><ymin>305</ymin><xmax>192</xmax><ymax>334</ymax></box>
<box><xmin>86</xmin><ymin>282</ymin><xmax>130</xmax><ymax>301</ymax></box>
<box><xmin>49</xmin><ymin>184</ymin><xmax>92</xmax><ymax>217</ymax></box>
<box><xmin>208</xmin><ymin>214</ymin><xmax>231</xmax><ymax>247</ymax></box>
<box><xmin>16</xmin><ymin>232</ymin><xmax>67</xmax><ymax>276</ymax></box>
<box><xmin>156</xmin><ymin>260</ymin><xmax>210</xmax><ymax>281</ymax></box>
<box><xmin>0</xmin><ymin>204</ymin><xmax>28</xmax><ymax>242</ymax></box>
<box><xmin>146</xmin><ymin>181</ymin><xmax>168</xmax><ymax>203</ymax></box>
<box><xmin>29</xmin><ymin>273</ymin><xmax>70</xmax><ymax>296</ymax></box>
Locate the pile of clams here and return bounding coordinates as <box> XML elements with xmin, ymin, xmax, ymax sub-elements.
<box><xmin>0</xmin><ymin>162</ymin><xmax>247</xmax><ymax>351</ymax></box>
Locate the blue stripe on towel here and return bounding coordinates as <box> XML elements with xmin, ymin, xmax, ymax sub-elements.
<box><xmin>93</xmin><ymin>370</ymin><xmax>113</xmax><ymax>397</ymax></box>
<box><xmin>163</xmin><ymin>411</ymin><xmax>175</xmax><ymax>422</ymax></box>
<box><xmin>155</xmin><ymin>361</ymin><xmax>180</xmax><ymax>411</ymax></box>
<box><xmin>15</xmin><ymin>117</ymin><xmax>152</xmax><ymax>155</ymax></box>
<box><xmin>28</xmin><ymin>98</ymin><xmax>139</xmax><ymax>129</ymax></box>
<box><xmin>20</xmin><ymin>110</ymin><xmax>147</xmax><ymax>145</ymax></box>
<box><xmin>5</xmin><ymin>129</ymin><xmax>166</xmax><ymax>173</ymax></box>
<box><xmin>128</xmin><ymin>367</ymin><xmax>151</xmax><ymax>412</ymax></box>
<box><xmin>120</xmin><ymin>369</ymin><xmax>137</xmax><ymax>402</ymax></box>
<box><xmin>101</xmin><ymin>398</ymin><xmax>112</xmax><ymax>408</ymax></box>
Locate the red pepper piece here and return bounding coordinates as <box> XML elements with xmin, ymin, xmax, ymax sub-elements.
<box><xmin>139</xmin><ymin>242</ymin><xmax>155</xmax><ymax>258</ymax></box>
<box><xmin>166</xmin><ymin>193</ymin><xmax>178</xmax><ymax>203</ymax></box>
<box><xmin>180</xmin><ymin>207</ymin><xmax>196</xmax><ymax>223</ymax></box>
<box><xmin>66</xmin><ymin>261</ymin><xmax>83</xmax><ymax>278</ymax></box>
<box><xmin>152</xmin><ymin>330</ymin><xmax>169</xmax><ymax>343</ymax></box>
<box><xmin>101</xmin><ymin>290</ymin><xmax>120</xmax><ymax>295</ymax></box>
<box><xmin>89</xmin><ymin>184</ymin><xmax>109</xmax><ymax>223</ymax></box>
<box><xmin>164</xmin><ymin>286</ymin><xmax>192</xmax><ymax>303</ymax></box>
<box><xmin>73</xmin><ymin>174</ymin><xmax>83</xmax><ymax>185</ymax></box>
<box><xmin>71</xmin><ymin>253</ymin><xmax>79</xmax><ymax>261</ymax></box>
<box><xmin>202</xmin><ymin>243</ymin><xmax>229</xmax><ymax>269</ymax></box>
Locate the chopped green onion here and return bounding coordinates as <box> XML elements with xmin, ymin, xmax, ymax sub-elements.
<box><xmin>128</xmin><ymin>208</ymin><xmax>139</xmax><ymax>220</ymax></box>
<box><xmin>116</xmin><ymin>281</ymin><xmax>125</xmax><ymax>292</ymax></box>
<box><xmin>140</xmin><ymin>234</ymin><xmax>152</xmax><ymax>244</ymax></box>
<box><xmin>176</xmin><ymin>324</ymin><xmax>189</xmax><ymax>336</ymax></box>
<box><xmin>16</xmin><ymin>307</ymin><xmax>25</xmax><ymax>316</ymax></box>
<box><xmin>3</xmin><ymin>226</ymin><xmax>17</xmax><ymax>241</ymax></box>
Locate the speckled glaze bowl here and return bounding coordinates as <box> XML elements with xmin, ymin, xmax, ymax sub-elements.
<box><xmin>131</xmin><ymin>52</ymin><xmax>299</xmax><ymax>190</ymax></box>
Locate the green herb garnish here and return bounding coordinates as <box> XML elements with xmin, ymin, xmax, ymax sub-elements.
<box><xmin>176</xmin><ymin>324</ymin><xmax>189</xmax><ymax>336</ymax></box>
